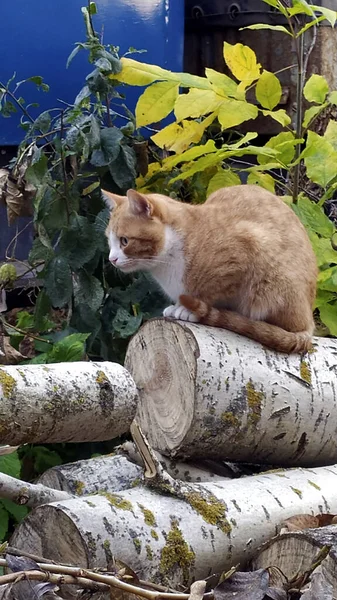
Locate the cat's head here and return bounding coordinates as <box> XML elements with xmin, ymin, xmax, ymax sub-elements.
<box><xmin>103</xmin><ymin>189</ymin><xmax>168</xmax><ymax>273</ymax></box>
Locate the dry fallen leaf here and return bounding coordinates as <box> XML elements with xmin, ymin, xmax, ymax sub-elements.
<box><xmin>280</xmin><ymin>513</ymin><xmax>337</xmax><ymax>533</ymax></box>
<box><xmin>0</xmin><ymin>335</ymin><xmax>26</xmax><ymax>365</ymax></box>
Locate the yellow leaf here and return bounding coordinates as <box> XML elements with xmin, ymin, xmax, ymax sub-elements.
<box><xmin>247</xmin><ymin>171</ymin><xmax>275</xmax><ymax>193</ymax></box>
<box><xmin>255</xmin><ymin>70</ymin><xmax>282</xmax><ymax>110</ymax></box>
<box><xmin>303</xmin><ymin>74</ymin><xmax>329</xmax><ymax>104</ymax></box>
<box><xmin>135</xmin><ymin>81</ymin><xmax>179</xmax><ymax>127</ymax></box>
<box><xmin>205</xmin><ymin>68</ymin><xmax>239</xmax><ymax>98</ymax></box>
<box><xmin>162</xmin><ymin>139</ymin><xmax>217</xmax><ymax>170</ymax></box>
<box><xmin>324</xmin><ymin>120</ymin><xmax>337</xmax><ymax>151</ymax></box>
<box><xmin>218</xmin><ymin>99</ymin><xmax>258</xmax><ymax>129</ymax></box>
<box><xmin>223</xmin><ymin>42</ymin><xmax>261</xmax><ymax>84</ymax></box>
<box><xmin>151</xmin><ymin>120</ymin><xmax>202</xmax><ymax>154</ymax></box>
<box><xmin>261</xmin><ymin>109</ymin><xmax>291</xmax><ymax>126</ymax></box>
<box><xmin>112</xmin><ymin>57</ymin><xmax>212</xmax><ymax>90</ymax></box>
<box><xmin>207</xmin><ymin>170</ymin><xmax>241</xmax><ymax>195</ymax></box>
<box><xmin>174</xmin><ymin>89</ymin><xmax>221</xmax><ymax>122</ymax></box>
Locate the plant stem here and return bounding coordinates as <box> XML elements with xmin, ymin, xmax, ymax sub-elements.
<box><xmin>60</xmin><ymin>110</ymin><xmax>70</xmax><ymax>221</ymax></box>
<box><xmin>0</xmin><ymin>82</ymin><xmax>51</xmax><ymax>145</ymax></box>
<box><xmin>292</xmin><ymin>30</ymin><xmax>305</xmax><ymax>204</ymax></box>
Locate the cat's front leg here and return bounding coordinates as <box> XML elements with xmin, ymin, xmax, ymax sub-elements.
<box><xmin>163</xmin><ymin>303</ymin><xmax>199</xmax><ymax>323</ymax></box>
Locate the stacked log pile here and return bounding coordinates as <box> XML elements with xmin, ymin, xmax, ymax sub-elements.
<box><xmin>1</xmin><ymin>319</ymin><xmax>337</xmax><ymax>598</ymax></box>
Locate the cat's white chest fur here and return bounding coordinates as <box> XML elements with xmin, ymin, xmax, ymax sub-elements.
<box><xmin>151</xmin><ymin>226</ymin><xmax>186</xmax><ymax>302</ymax></box>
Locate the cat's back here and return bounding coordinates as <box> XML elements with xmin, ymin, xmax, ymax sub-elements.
<box><xmin>205</xmin><ymin>185</ymin><xmax>290</xmax><ymax>220</ymax></box>
<box><xmin>203</xmin><ymin>185</ymin><xmax>309</xmax><ymax>240</ymax></box>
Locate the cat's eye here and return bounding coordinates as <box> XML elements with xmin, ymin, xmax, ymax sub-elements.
<box><xmin>120</xmin><ymin>236</ymin><xmax>128</xmax><ymax>247</ymax></box>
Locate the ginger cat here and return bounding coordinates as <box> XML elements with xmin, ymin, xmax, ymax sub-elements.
<box><xmin>104</xmin><ymin>185</ymin><xmax>317</xmax><ymax>354</ymax></box>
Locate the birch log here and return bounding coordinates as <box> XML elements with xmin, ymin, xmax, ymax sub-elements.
<box><xmin>252</xmin><ymin>525</ymin><xmax>337</xmax><ymax>594</ymax></box>
<box><xmin>125</xmin><ymin>319</ymin><xmax>337</xmax><ymax>466</ymax></box>
<box><xmin>0</xmin><ymin>362</ymin><xmax>137</xmax><ymax>444</ymax></box>
<box><xmin>10</xmin><ymin>465</ymin><xmax>337</xmax><ymax>587</ymax></box>
<box><xmin>38</xmin><ymin>454</ymin><xmax>144</xmax><ymax>495</ymax></box>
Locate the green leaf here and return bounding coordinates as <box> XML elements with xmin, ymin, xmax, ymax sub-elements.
<box><xmin>0</xmin><ymin>505</ymin><xmax>9</xmax><ymax>542</ymax></box>
<box><xmin>324</xmin><ymin>120</ymin><xmax>337</xmax><ymax>151</ymax></box>
<box><xmin>317</xmin><ymin>266</ymin><xmax>337</xmax><ymax>292</ymax></box>
<box><xmin>261</xmin><ymin>109</ymin><xmax>291</xmax><ymax>126</ymax></box>
<box><xmin>136</xmin><ymin>81</ymin><xmax>179</xmax><ymax>128</ymax></box>
<box><xmin>74</xmin><ymin>85</ymin><xmax>91</xmax><ymax>105</ymax></box>
<box><xmin>292</xmin><ymin>194</ymin><xmax>335</xmax><ymax>238</ymax></box>
<box><xmin>44</xmin><ymin>256</ymin><xmax>73</xmax><ymax>308</ymax></box>
<box><xmin>297</xmin><ymin>15</ymin><xmax>326</xmax><ymax>37</ymax></box>
<box><xmin>302</xmin><ymin>104</ymin><xmax>327</xmax><ymax>128</ymax></box>
<box><xmin>33</xmin><ymin>110</ymin><xmax>51</xmax><ymax>133</ymax></box>
<box><xmin>207</xmin><ymin>170</ymin><xmax>241</xmax><ymax>196</ymax></box>
<box><xmin>88</xmin><ymin>115</ymin><xmax>101</xmax><ymax>150</ymax></box>
<box><xmin>89</xmin><ymin>1</ymin><xmax>97</xmax><ymax>15</ymax></box>
<box><xmin>0</xmin><ymin>451</ymin><xmax>21</xmax><ymax>477</ymax></box>
<box><xmin>258</xmin><ymin>131</ymin><xmax>297</xmax><ymax>166</ymax></box>
<box><xmin>218</xmin><ymin>100</ymin><xmax>258</xmax><ymax>129</ymax></box>
<box><xmin>108</xmin><ymin>144</ymin><xmax>137</xmax><ymax>191</ymax></box>
<box><xmin>60</xmin><ymin>215</ymin><xmax>98</xmax><ymax>269</ymax></box>
<box><xmin>48</xmin><ymin>333</ymin><xmax>89</xmax><ymax>362</ymax></box>
<box><xmin>319</xmin><ymin>303</ymin><xmax>337</xmax><ymax>335</ymax></box>
<box><xmin>74</xmin><ymin>272</ymin><xmax>104</xmax><ymax>312</ymax></box>
<box><xmin>16</xmin><ymin>311</ymin><xmax>34</xmax><ymax>331</ymax></box>
<box><xmin>28</xmin><ymin>237</ymin><xmax>54</xmax><ymax>265</ymax></box>
<box><xmin>90</xmin><ymin>127</ymin><xmax>123</xmax><ymax>167</ymax></box>
<box><xmin>310</xmin><ymin>233</ymin><xmax>337</xmax><ymax>267</ymax></box>
<box><xmin>302</xmin><ymin>131</ymin><xmax>337</xmax><ymax>187</ymax></box>
<box><xmin>240</xmin><ymin>23</ymin><xmax>291</xmax><ymax>35</ymax></box>
<box><xmin>303</xmin><ymin>74</ymin><xmax>329</xmax><ymax>104</ymax></box>
<box><xmin>329</xmin><ymin>91</ymin><xmax>337</xmax><ymax>105</ymax></box>
<box><xmin>67</xmin><ymin>44</ymin><xmax>82</xmax><ymax>68</ymax></box>
<box><xmin>255</xmin><ymin>70</ymin><xmax>282</xmax><ymax>110</ymax></box>
<box><xmin>37</xmin><ymin>188</ymin><xmax>68</xmax><ymax>232</ymax></box>
<box><xmin>31</xmin><ymin>446</ymin><xmax>63</xmax><ymax>473</ymax></box>
<box><xmin>34</xmin><ymin>289</ymin><xmax>52</xmax><ymax>331</ymax></box>
<box><xmin>247</xmin><ymin>171</ymin><xmax>275</xmax><ymax>193</ymax></box>
<box><xmin>1</xmin><ymin>499</ymin><xmax>28</xmax><ymax>523</ymax></box>
<box><xmin>314</xmin><ymin>289</ymin><xmax>336</xmax><ymax>308</ymax></box>
<box><xmin>311</xmin><ymin>4</ymin><xmax>337</xmax><ymax>27</ymax></box>
<box><xmin>288</xmin><ymin>0</ymin><xmax>315</xmax><ymax>16</ymax></box>
<box><xmin>112</xmin><ymin>307</ymin><xmax>143</xmax><ymax>338</ymax></box>
<box><xmin>25</xmin><ymin>151</ymin><xmax>48</xmax><ymax>187</ymax></box>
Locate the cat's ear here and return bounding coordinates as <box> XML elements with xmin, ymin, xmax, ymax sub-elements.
<box><xmin>127</xmin><ymin>189</ymin><xmax>153</xmax><ymax>218</ymax></box>
<box><xmin>102</xmin><ymin>189</ymin><xmax>125</xmax><ymax>211</ymax></box>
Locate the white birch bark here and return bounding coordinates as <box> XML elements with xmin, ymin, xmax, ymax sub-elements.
<box><xmin>10</xmin><ymin>464</ymin><xmax>337</xmax><ymax>587</ymax></box>
<box><xmin>38</xmin><ymin>454</ymin><xmax>144</xmax><ymax>495</ymax></box>
<box><xmin>0</xmin><ymin>361</ymin><xmax>137</xmax><ymax>444</ymax></box>
<box><xmin>125</xmin><ymin>319</ymin><xmax>337</xmax><ymax>466</ymax></box>
<box><xmin>121</xmin><ymin>441</ymin><xmax>233</xmax><ymax>482</ymax></box>
<box><xmin>0</xmin><ymin>472</ymin><xmax>71</xmax><ymax>507</ymax></box>
<box><xmin>252</xmin><ymin>525</ymin><xmax>337</xmax><ymax>594</ymax></box>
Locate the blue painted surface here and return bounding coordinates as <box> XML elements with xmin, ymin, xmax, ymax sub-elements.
<box><xmin>0</xmin><ymin>0</ymin><xmax>184</xmax><ymax>145</ymax></box>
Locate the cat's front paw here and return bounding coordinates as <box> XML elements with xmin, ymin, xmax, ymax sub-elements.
<box><xmin>163</xmin><ymin>304</ymin><xmax>199</xmax><ymax>323</ymax></box>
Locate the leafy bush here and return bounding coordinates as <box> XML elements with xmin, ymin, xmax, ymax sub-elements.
<box><xmin>111</xmin><ymin>0</ymin><xmax>337</xmax><ymax>335</ymax></box>
<box><xmin>0</xmin><ymin>3</ymin><xmax>166</xmax><ymax>365</ymax></box>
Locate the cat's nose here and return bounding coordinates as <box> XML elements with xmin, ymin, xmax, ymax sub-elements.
<box><xmin>110</xmin><ymin>257</ymin><xmax>118</xmax><ymax>265</ymax></box>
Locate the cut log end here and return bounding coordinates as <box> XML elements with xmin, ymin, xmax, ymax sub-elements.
<box><xmin>252</xmin><ymin>526</ymin><xmax>337</xmax><ymax>593</ymax></box>
<box><xmin>125</xmin><ymin>319</ymin><xmax>198</xmax><ymax>454</ymax></box>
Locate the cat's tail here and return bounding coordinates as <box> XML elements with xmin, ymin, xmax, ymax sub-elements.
<box><xmin>179</xmin><ymin>295</ymin><xmax>313</xmax><ymax>354</ymax></box>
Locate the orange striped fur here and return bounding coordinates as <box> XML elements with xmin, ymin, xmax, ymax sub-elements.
<box><xmin>104</xmin><ymin>185</ymin><xmax>317</xmax><ymax>354</ymax></box>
